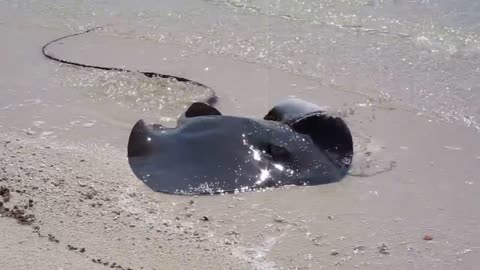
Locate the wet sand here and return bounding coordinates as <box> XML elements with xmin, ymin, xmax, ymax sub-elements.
<box><xmin>1</xmin><ymin>1</ymin><xmax>480</xmax><ymax>269</ymax></box>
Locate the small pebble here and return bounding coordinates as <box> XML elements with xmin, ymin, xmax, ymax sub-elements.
<box><xmin>353</xmin><ymin>245</ymin><xmax>367</xmax><ymax>254</ymax></box>
<box><xmin>378</xmin><ymin>244</ymin><xmax>390</xmax><ymax>255</ymax></box>
<box><xmin>77</xmin><ymin>181</ymin><xmax>87</xmax><ymax>187</ymax></box>
<box><xmin>82</xmin><ymin>122</ymin><xmax>95</xmax><ymax>128</ymax></box>
<box><xmin>423</xmin><ymin>234</ymin><xmax>433</xmax><ymax>241</ymax></box>
<box><xmin>330</xmin><ymin>250</ymin><xmax>339</xmax><ymax>256</ymax></box>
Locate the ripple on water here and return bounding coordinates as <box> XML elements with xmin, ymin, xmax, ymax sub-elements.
<box><xmin>349</xmin><ymin>130</ymin><xmax>396</xmax><ymax>178</ymax></box>
<box><xmin>57</xmin><ymin>68</ymin><xmax>214</xmax><ymax>122</ymax></box>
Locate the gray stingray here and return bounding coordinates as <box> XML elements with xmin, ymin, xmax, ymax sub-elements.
<box><xmin>127</xmin><ymin>98</ymin><xmax>353</xmax><ymax>195</ymax></box>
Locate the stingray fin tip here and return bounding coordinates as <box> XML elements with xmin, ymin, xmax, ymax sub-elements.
<box><xmin>128</xmin><ymin>119</ymin><xmax>153</xmax><ymax>157</ymax></box>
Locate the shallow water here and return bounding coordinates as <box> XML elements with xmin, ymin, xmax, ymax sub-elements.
<box><xmin>2</xmin><ymin>0</ymin><xmax>479</xmax><ymax>130</ymax></box>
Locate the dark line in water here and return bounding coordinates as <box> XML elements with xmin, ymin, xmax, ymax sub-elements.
<box><xmin>41</xmin><ymin>26</ymin><xmax>218</xmax><ymax>105</ymax></box>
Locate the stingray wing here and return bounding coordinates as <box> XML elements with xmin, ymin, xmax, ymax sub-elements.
<box><xmin>265</xmin><ymin>98</ymin><xmax>353</xmax><ymax>168</ymax></box>
<box><xmin>177</xmin><ymin>102</ymin><xmax>222</xmax><ymax>126</ymax></box>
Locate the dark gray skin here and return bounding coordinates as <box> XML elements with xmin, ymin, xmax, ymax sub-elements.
<box><xmin>127</xmin><ymin>98</ymin><xmax>353</xmax><ymax>195</ymax></box>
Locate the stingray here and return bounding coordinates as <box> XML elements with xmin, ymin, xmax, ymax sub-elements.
<box><xmin>127</xmin><ymin>98</ymin><xmax>353</xmax><ymax>195</ymax></box>
<box><xmin>41</xmin><ymin>28</ymin><xmax>354</xmax><ymax>195</ymax></box>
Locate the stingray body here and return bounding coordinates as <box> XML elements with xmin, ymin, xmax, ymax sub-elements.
<box><xmin>128</xmin><ymin>98</ymin><xmax>353</xmax><ymax>195</ymax></box>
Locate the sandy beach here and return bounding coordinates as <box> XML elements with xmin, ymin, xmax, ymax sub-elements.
<box><xmin>1</xmin><ymin>0</ymin><xmax>480</xmax><ymax>269</ymax></box>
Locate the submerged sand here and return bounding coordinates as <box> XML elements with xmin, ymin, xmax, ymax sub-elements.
<box><xmin>1</xmin><ymin>1</ymin><xmax>480</xmax><ymax>269</ymax></box>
